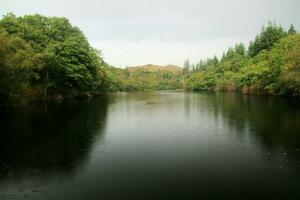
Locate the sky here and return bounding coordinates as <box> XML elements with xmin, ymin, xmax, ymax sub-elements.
<box><xmin>1</xmin><ymin>0</ymin><xmax>300</xmax><ymax>67</ymax></box>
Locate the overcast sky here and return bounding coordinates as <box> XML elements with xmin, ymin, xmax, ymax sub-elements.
<box><xmin>1</xmin><ymin>0</ymin><xmax>299</xmax><ymax>67</ymax></box>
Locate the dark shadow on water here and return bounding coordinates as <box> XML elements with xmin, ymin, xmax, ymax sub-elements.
<box><xmin>189</xmin><ymin>91</ymin><xmax>300</xmax><ymax>150</ymax></box>
<box><xmin>0</xmin><ymin>97</ymin><xmax>109</xmax><ymax>177</ymax></box>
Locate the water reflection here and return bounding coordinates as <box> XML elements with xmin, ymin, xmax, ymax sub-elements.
<box><xmin>0</xmin><ymin>92</ymin><xmax>300</xmax><ymax>199</ymax></box>
<box><xmin>190</xmin><ymin>92</ymin><xmax>300</xmax><ymax>150</ymax></box>
<box><xmin>0</xmin><ymin>97</ymin><xmax>108</xmax><ymax>176</ymax></box>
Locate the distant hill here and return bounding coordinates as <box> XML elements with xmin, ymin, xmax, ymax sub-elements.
<box><xmin>110</xmin><ymin>64</ymin><xmax>184</xmax><ymax>91</ymax></box>
<box><xmin>126</xmin><ymin>64</ymin><xmax>182</xmax><ymax>75</ymax></box>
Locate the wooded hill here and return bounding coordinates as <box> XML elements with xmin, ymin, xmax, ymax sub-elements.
<box><xmin>127</xmin><ymin>64</ymin><xmax>182</xmax><ymax>74</ymax></box>
<box><xmin>0</xmin><ymin>13</ymin><xmax>299</xmax><ymax>105</ymax></box>
<box><xmin>108</xmin><ymin>64</ymin><xmax>183</xmax><ymax>91</ymax></box>
<box><xmin>183</xmin><ymin>22</ymin><xmax>300</xmax><ymax>96</ymax></box>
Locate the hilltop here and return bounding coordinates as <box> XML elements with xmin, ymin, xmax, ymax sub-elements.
<box><xmin>110</xmin><ymin>64</ymin><xmax>183</xmax><ymax>91</ymax></box>
<box><xmin>126</xmin><ymin>64</ymin><xmax>182</xmax><ymax>74</ymax></box>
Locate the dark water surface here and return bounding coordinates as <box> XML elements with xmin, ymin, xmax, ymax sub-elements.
<box><xmin>0</xmin><ymin>91</ymin><xmax>300</xmax><ymax>199</ymax></box>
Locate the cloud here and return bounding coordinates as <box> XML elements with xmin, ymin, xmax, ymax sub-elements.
<box><xmin>1</xmin><ymin>0</ymin><xmax>299</xmax><ymax>66</ymax></box>
<box><xmin>95</xmin><ymin>38</ymin><xmax>252</xmax><ymax>67</ymax></box>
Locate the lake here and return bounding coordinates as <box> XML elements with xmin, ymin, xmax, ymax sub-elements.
<box><xmin>0</xmin><ymin>91</ymin><xmax>300</xmax><ymax>199</ymax></box>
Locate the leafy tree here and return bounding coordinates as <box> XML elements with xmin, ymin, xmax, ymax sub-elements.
<box><xmin>0</xmin><ymin>13</ymin><xmax>114</xmax><ymax>104</ymax></box>
<box><xmin>0</xmin><ymin>30</ymin><xmax>37</xmax><ymax>103</ymax></box>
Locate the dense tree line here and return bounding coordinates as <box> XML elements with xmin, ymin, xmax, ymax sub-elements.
<box><xmin>185</xmin><ymin>22</ymin><xmax>300</xmax><ymax>96</ymax></box>
<box><xmin>1</xmin><ymin>13</ymin><xmax>299</xmax><ymax>105</ymax></box>
<box><xmin>0</xmin><ymin>13</ymin><xmax>115</xmax><ymax>104</ymax></box>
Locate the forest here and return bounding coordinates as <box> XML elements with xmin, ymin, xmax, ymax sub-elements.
<box><xmin>184</xmin><ymin>22</ymin><xmax>300</xmax><ymax>96</ymax></box>
<box><xmin>0</xmin><ymin>13</ymin><xmax>299</xmax><ymax>105</ymax></box>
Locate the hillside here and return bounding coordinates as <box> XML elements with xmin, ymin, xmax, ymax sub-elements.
<box><xmin>126</xmin><ymin>64</ymin><xmax>182</xmax><ymax>75</ymax></box>
<box><xmin>110</xmin><ymin>64</ymin><xmax>183</xmax><ymax>91</ymax></box>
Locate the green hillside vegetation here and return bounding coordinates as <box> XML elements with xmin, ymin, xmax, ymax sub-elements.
<box><xmin>185</xmin><ymin>22</ymin><xmax>300</xmax><ymax>96</ymax></box>
<box><xmin>0</xmin><ymin>13</ymin><xmax>299</xmax><ymax>105</ymax></box>
<box><xmin>109</xmin><ymin>64</ymin><xmax>183</xmax><ymax>91</ymax></box>
<box><xmin>0</xmin><ymin>13</ymin><xmax>115</xmax><ymax>104</ymax></box>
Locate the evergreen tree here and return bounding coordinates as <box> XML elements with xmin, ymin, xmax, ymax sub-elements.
<box><xmin>288</xmin><ymin>24</ymin><xmax>297</xmax><ymax>35</ymax></box>
<box><xmin>248</xmin><ymin>22</ymin><xmax>286</xmax><ymax>57</ymax></box>
<box><xmin>234</xmin><ymin>43</ymin><xmax>246</xmax><ymax>56</ymax></box>
<box><xmin>183</xmin><ymin>59</ymin><xmax>191</xmax><ymax>74</ymax></box>
<box><xmin>221</xmin><ymin>52</ymin><xmax>226</xmax><ymax>62</ymax></box>
<box><xmin>212</xmin><ymin>56</ymin><xmax>219</xmax><ymax>67</ymax></box>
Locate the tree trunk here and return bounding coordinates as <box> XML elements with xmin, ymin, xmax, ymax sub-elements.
<box><xmin>43</xmin><ymin>72</ymin><xmax>49</xmax><ymax>102</ymax></box>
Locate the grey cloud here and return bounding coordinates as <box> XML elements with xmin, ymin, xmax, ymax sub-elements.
<box><xmin>2</xmin><ymin>0</ymin><xmax>300</xmax><ymax>42</ymax></box>
<box><xmin>1</xmin><ymin>0</ymin><xmax>299</xmax><ymax>66</ymax></box>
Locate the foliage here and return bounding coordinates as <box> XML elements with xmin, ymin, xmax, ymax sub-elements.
<box><xmin>111</xmin><ymin>65</ymin><xmax>183</xmax><ymax>91</ymax></box>
<box><xmin>0</xmin><ymin>31</ymin><xmax>39</xmax><ymax>103</ymax></box>
<box><xmin>185</xmin><ymin>23</ymin><xmax>300</xmax><ymax>97</ymax></box>
<box><xmin>0</xmin><ymin>13</ymin><xmax>114</xmax><ymax>104</ymax></box>
<box><xmin>248</xmin><ymin>22</ymin><xmax>286</xmax><ymax>57</ymax></box>
<box><xmin>1</xmin><ymin>14</ymin><xmax>299</xmax><ymax>104</ymax></box>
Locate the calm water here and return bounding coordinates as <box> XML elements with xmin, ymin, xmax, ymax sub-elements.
<box><xmin>0</xmin><ymin>91</ymin><xmax>300</xmax><ymax>199</ymax></box>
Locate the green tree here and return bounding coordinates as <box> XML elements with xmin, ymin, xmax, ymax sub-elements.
<box><xmin>183</xmin><ymin>59</ymin><xmax>191</xmax><ymax>74</ymax></box>
<box><xmin>248</xmin><ymin>22</ymin><xmax>286</xmax><ymax>57</ymax></box>
<box><xmin>0</xmin><ymin>30</ymin><xmax>37</xmax><ymax>103</ymax></box>
<box><xmin>0</xmin><ymin>13</ymin><xmax>114</xmax><ymax>104</ymax></box>
<box><xmin>185</xmin><ymin>23</ymin><xmax>300</xmax><ymax>97</ymax></box>
<box><xmin>288</xmin><ymin>24</ymin><xmax>297</xmax><ymax>35</ymax></box>
<box><xmin>234</xmin><ymin>43</ymin><xmax>246</xmax><ymax>56</ymax></box>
